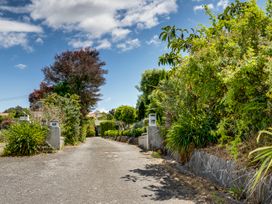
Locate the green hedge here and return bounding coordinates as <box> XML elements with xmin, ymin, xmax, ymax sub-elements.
<box><xmin>86</xmin><ymin>119</ymin><xmax>95</xmax><ymax>137</ymax></box>
<box><xmin>104</xmin><ymin>130</ymin><xmax>119</xmax><ymax>137</ymax></box>
<box><xmin>100</xmin><ymin>120</ymin><xmax>116</xmax><ymax>136</ymax></box>
<box><xmin>79</xmin><ymin>121</ymin><xmax>88</xmax><ymax>142</ymax></box>
<box><xmin>80</xmin><ymin>118</ymin><xmax>96</xmax><ymax>141</ymax></box>
<box><xmin>104</xmin><ymin>127</ymin><xmax>146</xmax><ymax>137</ymax></box>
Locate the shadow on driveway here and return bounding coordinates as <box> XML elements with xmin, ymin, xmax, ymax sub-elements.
<box><xmin>121</xmin><ymin>163</ymin><xmax>197</xmax><ymax>202</ymax></box>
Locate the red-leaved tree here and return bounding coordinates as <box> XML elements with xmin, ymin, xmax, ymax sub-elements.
<box><xmin>29</xmin><ymin>82</ymin><xmax>53</xmax><ymax>110</ymax></box>
<box><xmin>42</xmin><ymin>48</ymin><xmax>107</xmax><ymax>116</ymax></box>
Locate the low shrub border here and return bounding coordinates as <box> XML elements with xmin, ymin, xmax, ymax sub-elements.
<box><xmin>103</xmin><ymin>127</ymin><xmax>146</xmax><ymax>145</ymax></box>
<box><xmin>104</xmin><ymin>127</ymin><xmax>146</xmax><ymax>138</ymax></box>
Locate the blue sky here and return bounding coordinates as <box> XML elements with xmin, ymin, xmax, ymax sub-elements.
<box><xmin>0</xmin><ymin>0</ymin><xmax>266</xmax><ymax>112</ymax></box>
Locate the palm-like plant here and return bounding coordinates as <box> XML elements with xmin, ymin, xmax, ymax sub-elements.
<box><xmin>248</xmin><ymin>128</ymin><xmax>272</xmax><ymax>192</ymax></box>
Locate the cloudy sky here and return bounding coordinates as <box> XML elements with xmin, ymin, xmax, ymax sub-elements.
<box><xmin>0</xmin><ymin>0</ymin><xmax>266</xmax><ymax>112</ymax></box>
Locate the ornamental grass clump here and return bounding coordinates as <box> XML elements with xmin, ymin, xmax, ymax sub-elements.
<box><xmin>248</xmin><ymin>128</ymin><xmax>272</xmax><ymax>193</ymax></box>
<box><xmin>3</xmin><ymin>121</ymin><xmax>48</xmax><ymax>156</ymax></box>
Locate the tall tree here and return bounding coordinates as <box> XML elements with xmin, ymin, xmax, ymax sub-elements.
<box><xmin>136</xmin><ymin>69</ymin><xmax>167</xmax><ymax>118</ymax></box>
<box><xmin>42</xmin><ymin>48</ymin><xmax>107</xmax><ymax>116</ymax></box>
<box><xmin>137</xmin><ymin>100</ymin><xmax>145</xmax><ymax>120</ymax></box>
<box><xmin>114</xmin><ymin>105</ymin><xmax>137</xmax><ymax>129</ymax></box>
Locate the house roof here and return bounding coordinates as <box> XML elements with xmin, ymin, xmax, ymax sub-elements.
<box><xmin>0</xmin><ymin>113</ymin><xmax>9</xmax><ymax>117</ymax></box>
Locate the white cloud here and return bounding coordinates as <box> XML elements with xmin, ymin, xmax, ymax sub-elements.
<box><xmin>0</xmin><ymin>19</ymin><xmax>42</xmax><ymax>50</ymax></box>
<box><xmin>0</xmin><ymin>5</ymin><xmax>30</xmax><ymax>13</ymax></box>
<box><xmin>96</xmin><ymin>39</ymin><xmax>111</xmax><ymax>50</ymax></box>
<box><xmin>193</xmin><ymin>3</ymin><xmax>214</xmax><ymax>12</ymax></box>
<box><xmin>146</xmin><ymin>35</ymin><xmax>161</xmax><ymax>46</ymax></box>
<box><xmin>117</xmin><ymin>38</ymin><xmax>141</xmax><ymax>52</ymax></box>
<box><xmin>217</xmin><ymin>0</ymin><xmax>229</xmax><ymax>9</ymax></box>
<box><xmin>120</xmin><ymin>0</ymin><xmax>177</xmax><ymax>29</ymax></box>
<box><xmin>29</xmin><ymin>0</ymin><xmax>176</xmax><ymax>50</ymax></box>
<box><xmin>111</xmin><ymin>28</ymin><xmax>131</xmax><ymax>42</ymax></box>
<box><xmin>0</xmin><ymin>0</ymin><xmax>177</xmax><ymax>51</ymax></box>
<box><xmin>68</xmin><ymin>38</ymin><xmax>93</xmax><ymax>49</ymax></box>
<box><xmin>15</xmin><ymin>63</ymin><xmax>27</xmax><ymax>70</ymax></box>
<box><xmin>0</xmin><ymin>32</ymin><xmax>32</xmax><ymax>51</ymax></box>
<box><xmin>0</xmin><ymin>19</ymin><xmax>42</xmax><ymax>33</ymax></box>
<box><xmin>35</xmin><ymin>37</ymin><xmax>43</xmax><ymax>44</ymax></box>
<box><xmin>69</xmin><ymin>37</ymin><xmax>111</xmax><ymax>50</ymax></box>
<box><xmin>28</xmin><ymin>0</ymin><xmax>177</xmax><ymax>36</ymax></box>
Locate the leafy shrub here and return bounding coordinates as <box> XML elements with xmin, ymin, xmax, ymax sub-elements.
<box><xmin>3</xmin><ymin>122</ymin><xmax>48</xmax><ymax>156</ymax></box>
<box><xmin>60</xmin><ymin>95</ymin><xmax>81</xmax><ymax>145</ymax></box>
<box><xmin>122</xmin><ymin>130</ymin><xmax>131</xmax><ymax>137</ymax></box>
<box><xmin>86</xmin><ymin>119</ymin><xmax>95</xmax><ymax>137</ymax></box>
<box><xmin>88</xmin><ymin>129</ymin><xmax>95</xmax><ymax>137</ymax></box>
<box><xmin>114</xmin><ymin>105</ymin><xmax>137</xmax><ymax>128</ymax></box>
<box><xmin>79</xmin><ymin>122</ymin><xmax>88</xmax><ymax>142</ymax></box>
<box><xmin>166</xmin><ymin>113</ymin><xmax>216</xmax><ymax>153</ymax></box>
<box><xmin>130</xmin><ymin>127</ymin><xmax>146</xmax><ymax>137</ymax></box>
<box><xmin>100</xmin><ymin>120</ymin><xmax>116</xmax><ymax>136</ymax></box>
<box><xmin>104</xmin><ymin>130</ymin><xmax>119</xmax><ymax>137</ymax></box>
<box><xmin>80</xmin><ymin>118</ymin><xmax>96</xmax><ymax>140</ymax></box>
<box><xmin>0</xmin><ymin>131</ymin><xmax>5</xmax><ymax>143</ymax></box>
<box><xmin>104</xmin><ymin>127</ymin><xmax>146</xmax><ymax>137</ymax></box>
<box><xmin>43</xmin><ymin>93</ymin><xmax>81</xmax><ymax>145</ymax></box>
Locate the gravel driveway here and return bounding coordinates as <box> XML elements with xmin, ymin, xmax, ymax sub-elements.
<box><xmin>0</xmin><ymin>137</ymin><xmax>199</xmax><ymax>204</ymax></box>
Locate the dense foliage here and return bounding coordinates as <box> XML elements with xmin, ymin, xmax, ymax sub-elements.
<box><xmin>136</xmin><ymin>69</ymin><xmax>167</xmax><ymax>120</ymax></box>
<box><xmin>137</xmin><ymin>0</ymin><xmax>272</xmax><ymax>159</ymax></box>
<box><xmin>3</xmin><ymin>122</ymin><xmax>48</xmax><ymax>156</ymax></box>
<box><xmin>4</xmin><ymin>106</ymin><xmax>30</xmax><ymax>118</ymax></box>
<box><xmin>86</xmin><ymin>118</ymin><xmax>96</xmax><ymax>137</ymax></box>
<box><xmin>104</xmin><ymin>127</ymin><xmax>146</xmax><ymax>137</ymax></box>
<box><xmin>100</xmin><ymin>120</ymin><xmax>116</xmax><ymax>136</ymax></box>
<box><xmin>42</xmin><ymin>48</ymin><xmax>107</xmax><ymax>116</ymax></box>
<box><xmin>80</xmin><ymin>118</ymin><xmax>96</xmax><ymax>141</ymax></box>
<box><xmin>114</xmin><ymin>105</ymin><xmax>137</xmax><ymax>129</ymax></box>
<box><xmin>43</xmin><ymin>93</ymin><xmax>81</xmax><ymax>145</ymax></box>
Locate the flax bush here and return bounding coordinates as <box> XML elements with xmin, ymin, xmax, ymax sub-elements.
<box><xmin>3</xmin><ymin>122</ymin><xmax>48</xmax><ymax>156</ymax></box>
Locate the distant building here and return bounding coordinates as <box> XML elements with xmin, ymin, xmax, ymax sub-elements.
<box><xmin>0</xmin><ymin>113</ymin><xmax>9</xmax><ymax>117</ymax></box>
<box><xmin>19</xmin><ymin>115</ymin><xmax>30</xmax><ymax>122</ymax></box>
<box><xmin>88</xmin><ymin>110</ymin><xmax>105</xmax><ymax>119</ymax></box>
<box><xmin>87</xmin><ymin>112</ymin><xmax>96</xmax><ymax>118</ymax></box>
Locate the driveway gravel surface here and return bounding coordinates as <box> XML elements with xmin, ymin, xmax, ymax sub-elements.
<box><xmin>0</xmin><ymin>137</ymin><xmax>211</xmax><ymax>204</ymax></box>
